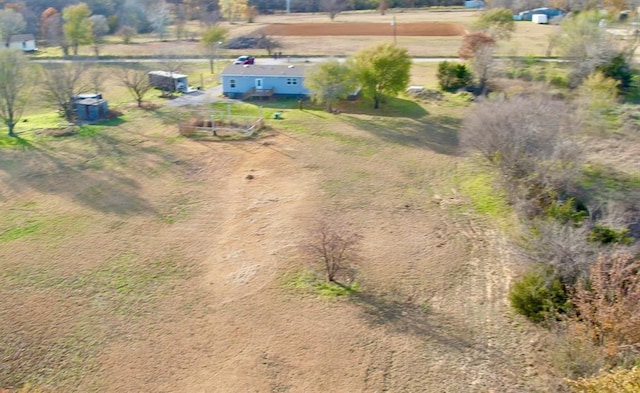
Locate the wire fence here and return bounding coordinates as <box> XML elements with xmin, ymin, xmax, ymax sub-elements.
<box><xmin>178</xmin><ymin>111</ymin><xmax>264</xmax><ymax>139</ymax></box>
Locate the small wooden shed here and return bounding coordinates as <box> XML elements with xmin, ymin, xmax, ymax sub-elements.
<box><xmin>73</xmin><ymin>94</ymin><xmax>109</xmax><ymax>122</ymax></box>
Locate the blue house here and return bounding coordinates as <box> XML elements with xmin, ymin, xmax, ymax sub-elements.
<box><xmin>220</xmin><ymin>64</ymin><xmax>309</xmax><ymax>100</ymax></box>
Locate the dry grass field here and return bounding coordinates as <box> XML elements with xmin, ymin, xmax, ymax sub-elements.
<box><xmin>55</xmin><ymin>9</ymin><xmax>554</xmax><ymax>59</ymax></box>
<box><xmin>5</xmin><ymin>8</ymin><xmax>629</xmax><ymax>393</ymax></box>
<box><xmin>0</xmin><ymin>95</ymin><xmax>559</xmax><ymax>392</ymax></box>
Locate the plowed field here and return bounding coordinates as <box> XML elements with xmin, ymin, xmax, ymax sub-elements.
<box><xmin>260</xmin><ymin>22</ymin><xmax>466</xmax><ymax>36</ymax></box>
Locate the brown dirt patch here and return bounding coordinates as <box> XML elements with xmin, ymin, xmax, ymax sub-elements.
<box><xmin>260</xmin><ymin>22</ymin><xmax>466</xmax><ymax>36</ymax></box>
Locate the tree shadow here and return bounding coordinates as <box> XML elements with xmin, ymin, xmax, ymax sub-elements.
<box><xmin>337</xmin><ymin>96</ymin><xmax>428</xmax><ymax>119</ymax></box>
<box><xmin>0</xmin><ymin>130</ymin><xmax>189</xmax><ymax>216</ymax></box>
<box><xmin>342</xmin><ymin>114</ymin><xmax>460</xmax><ymax>155</ymax></box>
<box><xmin>99</xmin><ymin>117</ymin><xmax>126</xmax><ymax>127</ymax></box>
<box><xmin>0</xmin><ymin>134</ymin><xmax>32</xmax><ymax>149</ymax></box>
<box><xmin>350</xmin><ymin>290</ymin><xmax>477</xmax><ymax>352</ymax></box>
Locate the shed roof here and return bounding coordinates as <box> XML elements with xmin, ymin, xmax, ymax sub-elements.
<box><xmin>221</xmin><ymin>64</ymin><xmax>306</xmax><ymax>77</ymax></box>
<box><xmin>76</xmin><ymin>98</ymin><xmax>107</xmax><ymax>106</ymax></box>
<box><xmin>9</xmin><ymin>34</ymin><xmax>35</xmax><ymax>43</ymax></box>
<box><xmin>148</xmin><ymin>70</ymin><xmax>188</xmax><ymax>79</ymax></box>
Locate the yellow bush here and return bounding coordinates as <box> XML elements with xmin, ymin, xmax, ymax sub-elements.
<box><xmin>567</xmin><ymin>366</ymin><xmax>640</xmax><ymax>393</ymax></box>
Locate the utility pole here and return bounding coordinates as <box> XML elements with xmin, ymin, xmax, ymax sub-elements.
<box><xmin>286</xmin><ymin>0</ymin><xmax>291</xmax><ymax>13</ymax></box>
<box><xmin>391</xmin><ymin>16</ymin><xmax>396</xmax><ymax>45</ymax></box>
<box><xmin>215</xmin><ymin>41</ymin><xmax>221</xmax><ymax>73</ymax></box>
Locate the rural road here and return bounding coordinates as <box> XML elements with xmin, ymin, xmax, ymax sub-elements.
<box><xmin>31</xmin><ymin>56</ymin><xmax>460</xmax><ymax>65</ymax></box>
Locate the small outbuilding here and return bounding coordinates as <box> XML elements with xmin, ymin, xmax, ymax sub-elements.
<box><xmin>148</xmin><ymin>71</ymin><xmax>191</xmax><ymax>93</ymax></box>
<box><xmin>514</xmin><ymin>7</ymin><xmax>566</xmax><ymax>22</ymax></box>
<box><xmin>8</xmin><ymin>34</ymin><xmax>36</xmax><ymax>52</ymax></box>
<box><xmin>73</xmin><ymin>93</ymin><xmax>109</xmax><ymax>122</ymax></box>
<box><xmin>220</xmin><ymin>64</ymin><xmax>309</xmax><ymax>100</ymax></box>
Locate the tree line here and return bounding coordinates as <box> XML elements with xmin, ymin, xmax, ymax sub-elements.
<box><xmin>438</xmin><ymin>8</ymin><xmax>640</xmax><ymax>390</ymax></box>
<box><xmin>0</xmin><ymin>0</ymin><xmax>463</xmax><ymax>42</ymax></box>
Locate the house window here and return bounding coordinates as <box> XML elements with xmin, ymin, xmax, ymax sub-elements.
<box><xmin>286</xmin><ymin>78</ymin><xmax>298</xmax><ymax>85</ymax></box>
<box><xmin>230</xmin><ymin>79</ymin><xmax>236</xmax><ymax>88</ymax></box>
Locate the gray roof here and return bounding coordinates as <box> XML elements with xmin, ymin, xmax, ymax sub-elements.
<box><xmin>221</xmin><ymin>64</ymin><xmax>306</xmax><ymax>77</ymax></box>
<box><xmin>76</xmin><ymin>98</ymin><xmax>106</xmax><ymax>106</ymax></box>
<box><xmin>9</xmin><ymin>34</ymin><xmax>35</xmax><ymax>43</ymax></box>
<box><xmin>148</xmin><ymin>70</ymin><xmax>188</xmax><ymax>79</ymax></box>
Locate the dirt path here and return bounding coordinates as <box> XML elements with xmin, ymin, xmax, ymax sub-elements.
<box><xmin>1</xmin><ymin>117</ymin><xmax>552</xmax><ymax>391</ymax></box>
<box><xmin>103</xmin><ymin>126</ymin><xmax>547</xmax><ymax>392</ymax></box>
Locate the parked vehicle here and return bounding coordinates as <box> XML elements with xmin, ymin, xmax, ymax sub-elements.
<box><xmin>234</xmin><ymin>56</ymin><xmax>255</xmax><ymax>65</ymax></box>
<box><xmin>148</xmin><ymin>71</ymin><xmax>194</xmax><ymax>93</ymax></box>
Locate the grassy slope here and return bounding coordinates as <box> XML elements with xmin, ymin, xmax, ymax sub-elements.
<box><xmin>0</xmin><ymin>84</ymin><xmax>531</xmax><ymax>390</ymax></box>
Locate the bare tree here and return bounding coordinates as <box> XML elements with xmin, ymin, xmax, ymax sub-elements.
<box><xmin>89</xmin><ymin>14</ymin><xmax>109</xmax><ymax>57</ymax></box>
<box><xmin>244</xmin><ymin>5</ymin><xmax>258</xmax><ymax>23</ymax></box>
<box><xmin>308</xmin><ymin>220</ymin><xmax>362</xmax><ymax>283</ymax></box>
<box><xmin>459</xmin><ymin>32</ymin><xmax>496</xmax><ymax>95</ymax></box>
<box><xmin>320</xmin><ymin>0</ymin><xmax>348</xmax><ymax>21</ymax></box>
<box><xmin>379</xmin><ymin>0</ymin><xmax>389</xmax><ymax>15</ymax></box>
<box><xmin>157</xmin><ymin>52</ymin><xmax>184</xmax><ymax>76</ymax></box>
<box><xmin>0</xmin><ymin>9</ymin><xmax>26</xmax><ymax>48</ymax></box>
<box><xmin>40</xmin><ymin>63</ymin><xmax>90</xmax><ymax>123</ymax></box>
<box><xmin>0</xmin><ymin>49</ymin><xmax>34</xmax><ymax>137</ymax></box>
<box><xmin>174</xmin><ymin>3</ymin><xmax>188</xmax><ymax>40</ymax></box>
<box><xmin>471</xmin><ymin>42</ymin><xmax>496</xmax><ymax>95</ymax></box>
<box><xmin>117</xmin><ymin>25</ymin><xmax>136</xmax><ymax>44</ymax></box>
<box><xmin>118</xmin><ymin>66</ymin><xmax>153</xmax><ymax>107</ymax></box>
<box><xmin>147</xmin><ymin>0</ymin><xmax>170</xmax><ymax>40</ymax></box>
<box><xmin>257</xmin><ymin>34</ymin><xmax>281</xmax><ymax>56</ymax></box>
<box><xmin>87</xmin><ymin>65</ymin><xmax>106</xmax><ymax>94</ymax></box>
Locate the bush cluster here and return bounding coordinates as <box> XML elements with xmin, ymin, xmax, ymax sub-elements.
<box><xmin>436</xmin><ymin>61</ymin><xmax>472</xmax><ymax>92</ymax></box>
<box><xmin>509</xmin><ymin>267</ymin><xmax>568</xmax><ymax>323</ymax></box>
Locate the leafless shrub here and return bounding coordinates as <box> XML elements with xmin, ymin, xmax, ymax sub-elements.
<box><xmin>462</xmin><ymin>94</ymin><xmax>582</xmax><ymax>215</ymax></box>
<box><xmin>570</xmin><ymin>253</ymin><xmax>640</xmax><ymax>365</ymax></box>
<box><xmin>523</xmin><ymin>219</ymin><xmax>599</xmax><ymax>282</ymax></box>
<box><xmin>549</xmin><ymin>323</ymin><xmax>606</xmax><ymax>380</ymax></box>
<box><xmin>306</xmin><ymin>220</ymin><xmax>362</xmax><ymax>283</ymax></box>
<box><xmin>522</xmin><ymin>199</ymin><xmax>639</xmax><ymax>282</ymax></box>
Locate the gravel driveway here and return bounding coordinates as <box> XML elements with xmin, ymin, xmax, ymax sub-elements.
<box><xmin>165</xmin><ymin>85</ymin><xmax>235</xmax><ymax>107</ymax></box>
